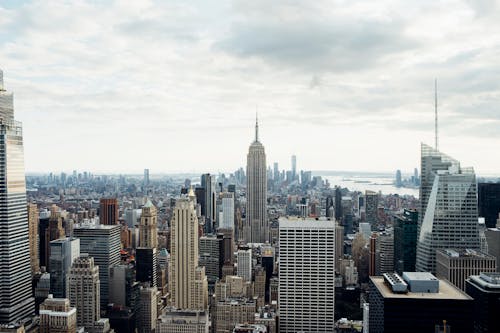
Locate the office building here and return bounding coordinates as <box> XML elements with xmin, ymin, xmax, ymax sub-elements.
<box><xmin>201</xmin><ymin>173</ymin><xmax>216</xmax><ymax>234</ymax></box>
<box><xmin>73</xmin><ymin>223</ymin><xmax>121</xmax><ymax>309</ymax></box>
<box><xmin>478</xmin><ymin>183</ymin><xmax>500</xmax><ymax>228</ymax></box>
<box><xmin>220</xmin><ymin>192</ymin><xmax>235</xmax><ymax>230</ymax></box>
<box><xmin>143</xmin><ymin>169</ymin><xmax>150</xmax><ymax>186</ymax></box>
<box><xmin>136</xmin><ymin>247</ymin><xmax>158</xmax><ymax>288</ymax></box>
<box><xmin>28</xmin><ymin>203</ymin><xmax>40</xmax><ymax>274</ymax></box>
<box><xmin>394</xmin><ymin>209</ymin><xmax>418</xmax><ymax>273</ymax></box>
<box><xmin>39</xmin><ymin>296</ymin><xmax>77</xmax><ymax>333</ymax></box>
<box><xmin>0</xmin><ymin>69</ymin><xmax>35</xmax><ymax>325</ymax></box>
<box><xmin>46</xmin><ymin>206</ymin><xmax>66</xmax><ymax>270</ymax></box>
<box><xmin>365</xmin><ymin>191</ymin><xmax>378</xmax><ymax>226</ymax></box>
<box><xmin>416</xmin><ymin>144</ymin><xmax>480</xmax><ymax>274</ymax></box>
<box><xmin>335</xmin><ymin>223</ymin><xmax>344</xmax><ymax>273</ymax></box>
<box><xmin>49</xmin><ymin>237</ymin><xmax>80</xmax><ymax>298</ymax></box>
<box><xmin>369</xmin><ymin>272</ymin><xmax>473</xmax><ymax>333</ymax></box>
<box><xmin>139</xmin><ymin>200</ymin><xmax>158</xmax><ymax>248</ymax></box>
<box><xmin>465</xmin><ymin>272</ymin><xmax>500</xmax><ymax>333</ymax></box>
<box><xmin>99</xmin><ymin>198</ymin><xmax>119</xmax><ymax>225</ymax></box>
<box><xmin>254</xmin><ymin>265</ymin><xmax>266</xmax><ymax>307</ymax></box>
<box><xmin>436</xmin><ymin>249</ymin><xmax>496</xmax><ymax>291</ymax></box>
<box><xmin>109</xmin><ymin>264</ymin><xmax>140</xmax><ymax>310</ymax></box>
<box><xmin>168</xmin><ymin>190</ymin><xmax>208</xmax><ymax>310</ymax></box>
<box><xmin>214</xmin><ymin>298</ymin><xmax>256</xmax><ymax>333</ymax></box>
<box><xmin>199</xmin><ymin>235</ymin><xmax>223</xmax><ymax>289</ymax></box>
<box><xmin>485</xmin><ymin>227</ymin><xmax>500</xmax><ymax>272</ymax></box>
<box><xmin>237</xmin><ymin>249</ymin><xmax>252</xmax><ymax>282</ymax></box>
<box><xmin>291</xmin><ymin>155</ymin><xmax>297</xmax><ymax>181</ymax></box>
<box><xmin>67</xmin><ymin>255</ymin><xmax>101</xmax><ymax>330</ymax></box>
<box><xmin>157</xmin><ymin>310</ymin><xmax>209</xmax><ymax>333</ymax></box>
<box><xmin>137</xmin><ymin>286</ymin><xmax>158</xmax><ymax>333</ymax></box>
<box><xmin>245</xmin><ymin>118</ymin><xmax>268</xmax><ymax>243</ymax></box>
<box><xmin>278</xmin><ymin>217</ymin><xmax>335</xmax><ymax>332</ymax></box>
<box><xmin>377</xmin><ymin>233</ymin><xmax>394</xmax><ymax>275</ymax></box>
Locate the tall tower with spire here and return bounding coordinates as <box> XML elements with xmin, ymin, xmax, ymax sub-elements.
<box><xmin>0</xmin><ymin>69</ymin><xmax>35</xmax><ymax>325</ymax></box>
<box><xmin>245</xmin><ymin>115</ymin><xmax>268</xmax><ymax>243</ymax></box>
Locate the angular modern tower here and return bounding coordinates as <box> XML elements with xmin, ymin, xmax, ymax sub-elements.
<box><xmin>245</xmin><ymin>117</ymin><xmax>268</xmax><ymax>243</ymax></box>
<box><xmin>416</xmin><ymin>143</ymin><xmax>480</xmax><ymax>273</ymax></box>
<box><xmin>168</xmin><ymin>189</ymin><xmax>208</xmax><ymax>310</ymax></box>
<box><xmin>0</xmin><ymin>69</ymin><xmax>35</xmax><ymax>324</ymax></box>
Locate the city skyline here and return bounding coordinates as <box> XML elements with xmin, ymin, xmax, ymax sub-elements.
<box><xmin>1</xmin><ymin>1</ymin><xmax>500</xmax><ymax>174</ymax></box>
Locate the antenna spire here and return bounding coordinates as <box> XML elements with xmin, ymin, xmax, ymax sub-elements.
<box><xmin>255</xmin><ymin>112</ymin><xmax>259</xmax><ymax>142</ymax></box>
<box><xmin>435</xmin><ymin>78</ymin><xmax>438</xmax><ymax>150</ymax></box>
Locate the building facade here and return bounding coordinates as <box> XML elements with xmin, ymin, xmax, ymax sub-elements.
<box><xmin>0</xmin><ymin>69</ymin><xmax>35</xmax><ymax>325</ymax></box>
<box><xmin>278</xmin><ymin>217</ymin><xmax>335</xmax><ymax>332</ymax></box>
<box><xmin>245</xmin><ymin>118</ymin><xmax>268</xmax><ymax>243</ymax></box>
<box><xmin>416</xmin><ymin>144</ymin><xmax>480</xmax><ymax>273</ymax></box>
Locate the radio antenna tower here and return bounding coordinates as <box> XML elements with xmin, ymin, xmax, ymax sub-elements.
<box><xmin>435</xmin><ymin>78</ymin><xmax>438</xmax><ymax>150</ymax></box>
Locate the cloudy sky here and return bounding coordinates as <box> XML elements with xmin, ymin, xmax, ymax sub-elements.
<box><xmin>1</xmin><ymin>0</ymin><xmax>499</xmax><ymax>175</ymax></box>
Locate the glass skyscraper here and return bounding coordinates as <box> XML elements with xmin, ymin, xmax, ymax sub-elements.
<box><xmin>0</xmin><ymin>69</ymin><xmax>35</xmax><ymax>324</ymax></box>
<box><xmin>416</xmin><ymin>143</ymin><xmax>480</xmax><ymax>273</ymax></box>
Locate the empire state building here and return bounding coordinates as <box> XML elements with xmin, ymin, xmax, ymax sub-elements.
<box><xmin>245</xmin><ymin>117</ymin><xmax>268</xmax><ymax>243</ymax></box>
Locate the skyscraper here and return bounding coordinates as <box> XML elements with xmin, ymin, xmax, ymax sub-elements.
<box><xmin>220</xmin><ymin>192</ymin><xmax>235</xmax><ymax>230</ymax></box>
<box><xmin>99</xmin><ymin>198</ymin><xmax>119</xmax><ymax>225</ymax></box>
<box><xmin>139</xmin><ymin>199</ymin><xmax>158</xmax><ymax>248</ymax></box>
<box><xmin>73</xmin><ymin>223</ymin><xmax>121</xmax><ymax>310</ymax></box>
<box><xmin>0</xmin><ymin>69</ymin><xmax>35</xmax><ymax>324</ymax></box>
<box><xmin>143</xmin><ymin>168</ymin><xmax>150</xmax><ymax>186</ymax></box>
<box><xmin>291</xmin><ymin>155</ymin><xmax>297</xmax><ymax>181</ymax></box>
<box><xmin>49</xmin><ymin>237</ymin><xmax>80</xmax><ymax>298</ymax></box>
<box><xmin>478</xmin><ymin>182</ymin><xmax>500</xmax><ymax>228</ymax></box>
<box><xmin>201</xmin><ymin>173</ymin><xmax>216</xmax><ymax>234</ymax></box>
<box><xmin>39</xmin><ymin>296</ymin><xmax>77</xmax><ymax>333</ymax></box>
<box><xmin>416</xmin><ymin>144</ymin><xmax>480</xmax><ymax>273</ymax></box>
<box><xmin>245</xmin><ymin>117</ymin><xmax>268</xmax><ymax>243</ymax></box>
<box><xmin>168</xmin><ymin>189</ymin><xmax>208</xmax><ymax>310</ymax></box>
<box><xmin>393</xmin><ymin>209</ymin><xmax>418</xmax><ymax>273</ymax></box>
<box><xmin>67</xmin><ymin>255</ymin><xmax>112</xmax><ymax>332</ymax></box>
<box><xmin>278</xmin><ymin>217</ymin><xmax>335</xmax><ymax>332</ymax></box>
<box><xmin>28</xmin><ymin>202</ymin><xmax>40</xmax><ymax>274</ymax></box>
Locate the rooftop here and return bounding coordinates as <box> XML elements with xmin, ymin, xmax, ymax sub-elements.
<box><xmin>279</xmin><ymin>216</ymin><xmax>335</xmax><ymax>229</ymax></box>
<box><xmin>371</xmin><ymin>275</ymin><xmax>471</xmax><ymax>300</ymax></box>
<box><xmin>438</xmin><ymin>248</ymin><xmax>494</xmax><ymax>259</ymax></box>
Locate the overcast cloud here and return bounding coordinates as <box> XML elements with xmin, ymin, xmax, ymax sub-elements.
<box><xmin>0</xmin><ymin>0</ymin><xmax>499</xmax><ymax>175</ymax></box>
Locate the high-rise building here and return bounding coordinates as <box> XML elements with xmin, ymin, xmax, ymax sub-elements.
<box><xmin>369</xmin><ymin>272</ymin><xmax>473</xmax><ymax>333</ymax></box>
<box><xmin>416</xmin><ymin>144</ymin><xmax>480</xmax><ymax>274</ymax></box>
<box><xmin>201</xmin><ymin>173</ymin><xmax>216</xmax><ymax>234</ymax></box>
<box><xmin>49</xmin><ymin>237</ymin><xmax>80</xmax><ymax>298</ymax></box>
<box><xmin>139</xmin><ymin>199</ymin><xmax>158</xmax><ymax>248</ymax></box>
<box><xmin>436</xmin><ymin>249</ymin><xmax>496</xmax><ymax>291</ymax></box>
<box><xmin>237</xmin><ymin>249</ymin><xmax>252</xmax><ymax>282</ymax></box>
<box><xmin>395</xmin><ymin>170</ymin><xmax>402</xmax><ymax>187</ymax></box>
<box><xmin>377</xmin><ymin>233</ymin><xmax>394</xmax><ymax>275</ymax></box>
<box><xmin>199</xmin><ymin>235</ymin><xmax>223</xmax><ymax>289</ymax></box>
<box><xmin>168</xmin><ymin>190</ymin><xmax>208</xmax><ymax>310</ymax></box>
<box><xmin>136</xmin><ymin>247</ymin><xmax>158</xmax><ymax>288</ymax></box>
<box><xmin>137</xmin><ymin>286</ymin><xmax>158</xmax><ymax>333</ymax></box>
<box><xmin>335</xmin><ymin>223</ymin><xmax>344</xmax><ymax>274</ymax></box>
<box><xmin>478</xmin><ymin>183</ymin><xmax>500</xmax><ymax>228</ymax></box>
<box><xmin>465</xmin><ymin>272</ymin><xmax>500</xmax><ymax>333</ymax></box>
<box><xmin>278</xmin><ymin>217</ymin><xmax>335</xmax><ymax>332</ymax></box>
<box><xmin>28</xmin><ymin>203</ymin><xmax>40</xmax><ymax>274</ymax></box>
<box><xmin>245</xmin><ymin>118</ymin><xmax>268</xmax><ymax>243</ymax></box>
<box><xmin>365</xmin><ymin>190</ymin><xmax>378</xmax><ymax>226</ymax></box>
<box><xmin>0</xmin><ymin>69</ymin><xmax>35</xmax><ymax>325</ymax></box>
<box><xmin>394</xmin><ymin>209</ymin><xmax>418</xmax><ymax>273</ymax></box>
<box><xmin>220</xmin><ymin>192</ymin><xmax>235</xmax><ymax>230</ymax></box>
<box><xmin>39</xmin><ymin>296</ymin><xmax>77</xmax><ymax>333</ymax></box>
<box><xmin>143</xmin><ymin>169</ymin><xmax>150</xmax><ymax>186</ymax></box>
<box><xmin>67</xmin><ymin>255</ymin><xmax>101</xmax><ymax>330</ymax></box>
<box><xmin>99</xmin><ymin>198</ymin><xmax>119</xmax><ymax>226</ymax></box>
<box><xmin>291</xmin><ymin>155</ymin><xmax>297</xmax><ymax>181</ymax></box>
<box><xmin>46</xmin><ymin>205</ymin><xmax>66</xmax><ymax>270</ymax></box>
<box><xmin>109</xmin><ymin>264</ymin><xmax>140</xmax><ymax>310</ymax></box>
<box><xmin>485</xmin><ymin>227</ymin><xmax>500</xmax><ymax>272</ymax></box>
<box><xmin>73</xmin><ymin>223</ymin><xmax>121</xmax><ymax>309</ymax></box>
